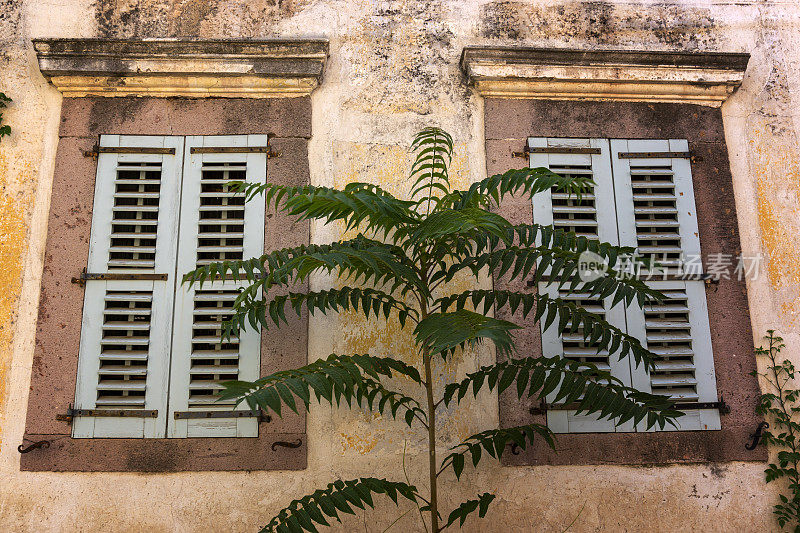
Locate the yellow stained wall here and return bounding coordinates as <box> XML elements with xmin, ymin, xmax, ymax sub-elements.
<box><xmin>1</xmin><ymin>1</ymin><xmax>798</xmax><ymax>531</ymax></box>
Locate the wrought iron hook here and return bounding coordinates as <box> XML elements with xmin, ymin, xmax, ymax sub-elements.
<box><xmin>746</xmin><ymin>422</ymin><xmax>769</xmax><ymax>450</ymax></box>
<box><xmin>18</xmin><ymin>440</ymin><xmax>50</xmax><ymax>454</ymax></box>
<box><xmin>271</xmin><ymin>439</ymin><xmax>302</xmax><ymax>451</ymax></box>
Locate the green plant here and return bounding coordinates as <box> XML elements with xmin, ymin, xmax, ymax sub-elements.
<box><xmin>184</xmin><ymin>127</ymin><xmax>680</xmax><ymax>532</ymax></box>
<box><xmin>0</xmin><ymin>93</ymin><xmax>11</xmax><ymax>141</ymax></box>
<box><xmin>754</xmin><ymin>330</ymin><xmax>800</xmax><ymax>531</ymax></box>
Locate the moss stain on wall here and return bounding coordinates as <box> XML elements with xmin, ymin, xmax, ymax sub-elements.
<box><xmin>478</xmin><ymin>1</ymin><xmax>723</xmax><ymax>49</ymax></box>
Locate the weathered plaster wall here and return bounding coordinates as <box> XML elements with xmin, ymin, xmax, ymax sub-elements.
<box><xmin>0</xmin><ymin>0</ymin><xmax>798</xmax><ymax>531</ymax></box>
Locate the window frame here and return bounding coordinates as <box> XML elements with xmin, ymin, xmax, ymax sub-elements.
<box><xmin>488</xmin><ymin>99</ymin><xmax>766</xmax><ymax>465</ymax></box>
<box><xmin>22</xmin><ymin>97</ymin><xmax>310</xmax><ymax>471</ymax></box>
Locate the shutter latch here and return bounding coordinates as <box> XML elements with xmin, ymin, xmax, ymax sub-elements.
<box><xmin>271</xmin><ymin>439</ymin><xmax>303</xmax><ymax>451</ymax></box>
<box><xmin>18</xmin><ymin>440</ymin><xmax>50</xmax><ymax>454</ymax></box>
<box><xmin>745</xmin><ymin>422</ymin><xmax>769</xmax><ymax>450</ymax></box>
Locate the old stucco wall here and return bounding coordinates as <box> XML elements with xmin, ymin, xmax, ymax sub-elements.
<box><xmin>1</xmin><ymin>1</ymin><xmax>798</xmax><ymax>531</ymax></box>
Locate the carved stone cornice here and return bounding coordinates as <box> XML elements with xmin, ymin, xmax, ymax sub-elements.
<box><xmin>33</xmin><ymin>38</ymin><xmax>329</xmax><ymax>98</ymax></box>
<box><xmin>460</xmin><ymin>47</ymin><xmax>749</xmax><ymax>106</ymax></box>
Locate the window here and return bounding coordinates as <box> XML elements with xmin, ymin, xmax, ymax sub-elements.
<box><xmin>74</xmin><ymin>134</ymin><xmax>267</xmax><ymax>439</ymax></box>
<box><xmin>22</xmin><ymin>91</ymin><xmax>309</xmax><ymax>471</ymax></box>
<box><xmin>529</xmin><ymin>137</ymin><xmax>719</xmax><ymax>433</ymax></box>
<box><xmin>480</xmin><ymin>91</ymin><xmax>759</xmax><ymax>465</ymax></box>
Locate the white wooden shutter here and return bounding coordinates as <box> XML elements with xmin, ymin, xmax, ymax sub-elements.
<box><xmin>169</xmin><ymin>135</ymin><xmax>266</xmax><ymax>438</ymax></box>
<box><xmin>611</xmin><ymin>139</ymin><xmax>720</xmax><ymax>431</ymax></box>
<box><xmin>74</xmin><ymin>135</ymin><xmax>183</xmax><ymax>438</ymax></box>
<box><xmin>529</xmin><ymin>138</ymin><xmax>634</xmax><ymax>433</ymax></box>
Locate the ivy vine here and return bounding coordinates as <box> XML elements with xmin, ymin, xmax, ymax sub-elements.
<box><xmin>754</xmin><ymin>330</ymin><xmax>800</xmax><ymax>531</ymax></box>
<box><xmin>0</xmin><ymin>92</ymin><xmax>11</xmax><ymax>141</ymax></box>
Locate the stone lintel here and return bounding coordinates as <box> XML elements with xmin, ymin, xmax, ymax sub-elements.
<box><xmin>460</xmin><ymin>47</ymin><xmax>750</xmax><ymax>107</ymax></box>
<box><xmin>33</xmin><ymin>38</ymin><xmax>329</xmax><ymax>98</ymax></box>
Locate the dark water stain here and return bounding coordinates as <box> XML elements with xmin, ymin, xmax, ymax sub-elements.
<box><xmin>94</xmin><ymin>0</ymin><xmax>309</xmax><ymax>38</ymax></box>
<box><xmin>479</xmin><ymin>1</ymin><xmax>718</xmax><ymax>49</ymax></box>
<box><xmin>343</xmin><ymin>0</ymin><xmax>460</xmax><ymax>115</ymax></box>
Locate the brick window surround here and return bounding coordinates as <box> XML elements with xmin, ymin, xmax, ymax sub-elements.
<box><xmin>488</xmin><ymin>99</ymin><xmax>767</xmax><ymax>466</ymax></box>
<box><xmin>22</xmin><ymin>97</ymin><xmax>311</xmax><ymax>471</ymax></box>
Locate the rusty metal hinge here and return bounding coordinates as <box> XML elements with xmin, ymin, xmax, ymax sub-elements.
<box><xmin>513</xmin><ymin>145</ymin><xmax>602</xmax><ymax>158</ymax></box>
<box><xmin>511</xmin><ymin>146</ymin><xmax>529</xmax><ymax>158</ymax></box>
<box><xmin>56</xmin><ymin>405</ymin><xmax>158</xmax><ymax>424</ymax></box>
<box><xmin>83</xmin><ymin>145</ymin><xmax>176</xmax><ymax>160</ymax></box>
<box><xmin>210</xmin><ymin>272</ymin><xmax>267</xmax><ymax>282</ymax></box>
<box><xmin>625</xmin><ymin>273</ymin><xmax>721</xmax><ymax>285</ymax></box>
<box><xmin>189</xmin><ymin>146</ymin><xmax>281</xmax><ymax>158</ymax></box>
<box><xmin>71</xmin><ymin>268</ymin><xmax>169</xmax><ymax>287</ymax></box>
<box><xmin>617</xmin><ymin>151</ymin><xmax>704</xmax><ymax>163</ymax></box>
<box><xmin>527</xmin><ymin>272</ymin><xmax>719</xmax><ymax>288</ymax></box>
<box><xmin>618</xmin><ymin>151</ymin><xmax>693</xmax><ymax>159</ymax></box>
<box><xmin>674</xmin><ymin>399</ymin><xmax>730</xmax><ymax>414</ymax></box>
<box><xmin>173</xmin><ymin>410</ymin><xmax>271</xmax><ymax>423</ymax></box>
<box><xmin>530</xmin><ymin>398</ymin><xmax>729</xmax><ymax>416</ymax></box>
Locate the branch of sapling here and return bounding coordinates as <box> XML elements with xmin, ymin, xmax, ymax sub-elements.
<box><xmin>195</xmin><ymin>126</ymin><xmax>679</xmax><ymax>533</ymax></box>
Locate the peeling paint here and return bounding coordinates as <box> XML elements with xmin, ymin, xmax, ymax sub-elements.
<box><xmin>0</xmin><ymin>194</ymin><xmax>26</xmax><ymax>452</ymax></box>
<box><xmin>340</xmin><ymin>426</ymin><xmax>382</xmax><ymax>455</ymax></box>
<box><xmin>750</xmin><ymin>119</ymin><xmax>800</xmax><ymax>336</ymax></box>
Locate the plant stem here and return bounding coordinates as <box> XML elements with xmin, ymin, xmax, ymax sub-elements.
<box><xmin>424</xmin><ymin>352</ymin><xmax>439</xmax><ymax>533</ymax></box>
<box><xmin>380</xmin><ymin>508</ymin><xmax>413</xmax><ymax>533</ymax></box>
<box><xmin>418</xmin><ymin>284</ymin><xmax>439</xmax><ymax>533</ymax></box>
<box><xmin>425</xmin><ymin>131</ymin><xmax>438</xmax><ymax>217</ymax></box>
<box><xmin>402</xmin><ymin>439</ymin><xmax>430</xmax><ymax>533</ymax></box>
<box><xmin>560</xmin><ymin>502</ymin><xmax>586</xmax><ymax>533</ymax></box>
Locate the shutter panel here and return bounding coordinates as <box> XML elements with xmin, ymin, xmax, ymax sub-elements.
<box><xmin>169</xmin><ymin>135</ymin><xmax>267</xmax><ymax>438</ymax></box>
<box><xmin>74</xmin><ymin>135</ymin><xmax>183</xmax><ymax>438</ymax></box>
<box><xmin>528</xmin><ymin>138</ymin><xmax>633</xmax><ymax>433</ymax></box>
<box><xmin>611</xmin><ymin>140</ymin><xmax>720</xmax><ymax>431</ymax></box>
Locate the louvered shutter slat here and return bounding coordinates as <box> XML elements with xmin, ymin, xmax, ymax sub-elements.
<box><xmin>169</xmin><ymin>135</ymin><xmax>266</xmax><ymax>438</ymax></box>
<box><xmin>74</xmin><ymin>136</ymin><xmax>182</xmax><ymax>438</ymax></box>
<box><xmin>529</xmin><ymin>137</ymin><xmax>633</xmax><ymax>433</ymax></box>
<box><xmin>106</xmin><ymin>160</ymin><xmax>165</xmax><ymax>271</ymax></box>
